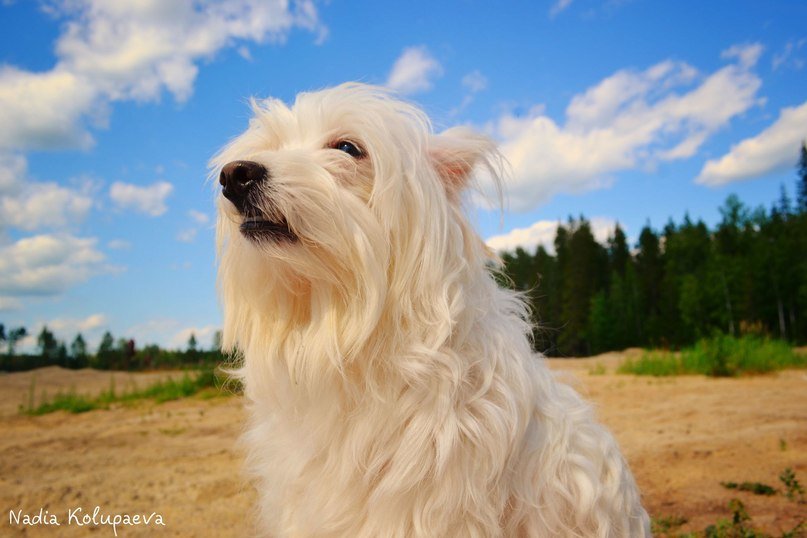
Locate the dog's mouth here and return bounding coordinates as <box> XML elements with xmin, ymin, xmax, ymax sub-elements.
<box><xmin>240</xmin><ymin>218</ymin><xmax>298</xmax><ymax>242</ymax></box>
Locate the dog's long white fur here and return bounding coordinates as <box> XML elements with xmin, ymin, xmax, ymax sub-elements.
<box><xmin>213</xmin><ymin>83</ymin><xmax>651</xmax><ymax>537</ymax></box>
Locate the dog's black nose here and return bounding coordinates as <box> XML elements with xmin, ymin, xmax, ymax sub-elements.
<box><xmin>219</xmin><ymin>160</ymin><xmax>267</xmax><ymax>211</ymax></box>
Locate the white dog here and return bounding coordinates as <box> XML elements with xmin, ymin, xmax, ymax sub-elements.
<box><xmin>213</xmin><ymin>83</ymin><xmax>650</xmax><ymax>537</ymax></box>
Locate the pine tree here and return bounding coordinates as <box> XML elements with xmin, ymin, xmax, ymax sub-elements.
<box><xmin>797</xmin><ymin>141</ymin><xmax>807</xmax><ymax>213</ymax></box>
<box><xmin>557</xmin><ymin>218</ymin><xmax>607</xmax><ymax>356</ymax></box>
<box><xmin>37</xmin><ymin>326</ymin><xmax>58</xmax><ymax>361</ymax></box>
<box><xmin>635</xmin><ymin>224</ymin><xmax>663</xmax><ymax>345</ymax></box>
<box><xmin>608</xmin><ymin>224</ymin><xmax>630</xmax><ymax>277</ymax></box>
<box><xmin>7</xmin><ymin>327</ymin><xmax>27</xmax><ymax>356</ymax></box>
<box><xmin>777</xmin><ymin>184</ymin><xmax>792</xmax><ymax>218</ymax></box>
<box><xmin>95</xmin><ymin>331</ymin><xmax>116</xmax><ymax>369</ymax></box>
<box><xmin>70</xmin><ymin>334</ymin><xmax>88</xmax><ymax>369</ymax></box>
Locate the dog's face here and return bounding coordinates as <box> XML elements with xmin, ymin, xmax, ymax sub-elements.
<box><xmin>213</xmin><ymin>83</ymin><xmax>498</xmax><ymax>360</ymax></box>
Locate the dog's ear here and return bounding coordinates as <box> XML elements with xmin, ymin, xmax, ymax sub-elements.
<box><xmin>430</xmin><ymin>127</ymin><xmax>496</xmax><ymax>193</ymax></box>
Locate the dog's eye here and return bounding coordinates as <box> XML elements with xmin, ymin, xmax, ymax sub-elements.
<box><xmin>333</xmin><ymin>140</ymin><xmax>364</xmax><ymax>158</ymax></box>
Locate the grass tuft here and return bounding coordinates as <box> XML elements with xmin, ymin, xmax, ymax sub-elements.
<box><xmin>780</xmin><ymin>468</ymin><xmax>805</xmax><ymax>503</ymax></box>
<box><xmin>721</xmin><ymin>481</ymin><xmax>778</xmax><ymax>496</ymax></box>
<box><xmin>651</xmin><ymin>514</ymin><xmax>688</xmax><ymax>535</ymax></box>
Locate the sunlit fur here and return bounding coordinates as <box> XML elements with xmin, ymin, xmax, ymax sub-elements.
<box><xmin>213</xmin><ymin>83</ymin><xmax>651</xmax><ymax>537</ymax></box>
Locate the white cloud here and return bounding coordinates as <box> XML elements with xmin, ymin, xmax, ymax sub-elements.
<box><xmin>462</xmin><ymin>70</ymin><xmax>488</xmax><ymax>93</ymax></box>
<box><xmin>490</xmin><ymin>46</ymin><xmax>763</xmax><ymax>211</ymax></box>
<box><xmin>386</xmin><ymin>46</ymin><xmax>442</xmax><ymax>95</ymax></box>
<box><xmin>0</xmin><ymin>153</ymin><xmax>94</xmax><ymax>231</ymax></box>
<box><xmin>0</xmin><ymin>152</ymin><xmax>27</xmax><ymax>192</ymax></box>
<box><xmin>170</xmin><ymin>325</ymin><xmax>219</xmax><ymax>350</ymax></box>
<box><xmin>0</xmin><ymin>234</ymin><xmax>116</xmax><ymax>296</ymax></box>
<box><xmin>0</xmin><ymin>67</ymin><xmax>99</xmax><ymax>150</ymax></box>
<box><xmin>176</xmin><ymin>209</ymin><xmax>210</xmax><ymax>243</ymax></box>
<box><xmin>486</xmin><ymin>217</ymin><xmax>618</xmax><ymax>254</ymax></box>
<box><xmin>107</xmin><ymin>239</ymin><xmax>131</xmax><ymax>250</ymax></box>
<box><xmin>0</xmin><ymin>181</ymin><xmax>93</xmax><ymax>231</ymax></box>
<box><xmin>550</xmin><ymin>0</ymin><xmax>574</xmax><ymax>17</ymax></box>
<box><xmin>188</xmin><ymin>209</ymin><xmax>210</xmax><ymax>224</ymax></box>
<box><xmin>176</xmin><ymin>228</ymin><xmax>197</xmax><ymax>243</ymax></box>
<box><xmin>451</xmin><ymin>70</ymin><xmax>489</xmax><ymax>116</ymax></box>
<box><xmin>772</xmin><ymin>38</ymin><xmax>806</xmax><ymax>71</ymax></box>
<box><xmin>696</xmin><ymin>101</ymin><xmax>807</xmax><ymax>186</ymax></box>
<box><xmin>110</xmin><ymin>181</ymin><xmax>173</xmax><ymax>216</ymax></box>
<box><xmin>721</xmin><ymin>43</ymin><xmax>764</xmax><ymax>69</ymax></box>
<box><xmin>0</xmin><ymin>0</ymin><xmax>324</xmax><ymax>151</ymax></box>
<box><xmin>48</xmin><ymin>313</ymin><xmax>109</xmax><ymax>335</ymax></box>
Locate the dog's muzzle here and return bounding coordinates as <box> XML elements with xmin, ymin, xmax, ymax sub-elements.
<box><xmin>219</xmin><ymin>160</ymin><xmax>297</xmax><ymax>242</ymax></box>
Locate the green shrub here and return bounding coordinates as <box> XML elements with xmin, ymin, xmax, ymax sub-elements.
<box><xmin>620</xmin><ymin>335</ymin><xmax>806</xmax><ymax>377</ymax></box>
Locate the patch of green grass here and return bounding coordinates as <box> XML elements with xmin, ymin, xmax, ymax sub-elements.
<box><xmin>652</xmin><ymin>514</ymin><xmax>688</xmax><ymax>535</ymax></box>
<box><xmin>619</xmin><ymin>335</ymin><xmax>806</xmax><ymax>377</ymax></box>
<box><xmin>721</xmin><ymin>481</ymin><xmax>777</xmax><ymax>496</ymax></box>
<box><xmin>21</xmin><ymin>367</ymin><xmax>232</xmax><ymax>416</ymax></box>
<box><xmin>618</xmin><ymin>350</ymin><xmax>684</xmax><ymax>376</ymax></box>
<box><xmin>26</xmin><ymin>390</ymin><xmax>100</xmax><ymax>415</ymax></box>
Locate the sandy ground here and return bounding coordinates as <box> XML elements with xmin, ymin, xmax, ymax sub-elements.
<box><xmin>1</xmin><ymin>354</ymin><xmax>805</xmax><ymax>537</ymax></box>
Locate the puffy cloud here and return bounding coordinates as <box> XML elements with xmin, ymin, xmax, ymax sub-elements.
<box><xmin>486</xmin><ymin>217</ymin><xmax>618</xmax><ymax>254</ymax></box>
<box><xmin>489</xmin><ymin>46</ymin><xmax>763</xmax><ymax>211</ymax></box>
<box><xmin>48</xmin><ymin>313</ymin><xmax>109</xmax><ymax>335</ymax></box>
<box><xmin>0</xmin><ymin>0</ymin><xmax>324</xmax><ymax>151</ymax></box>
<box><xmin>0</xmin><ymin>181</ymin><xmax>93</xmax><ymax>231</ymax></box>
<box><xmin>696</xmin><ymin>101</ymin><xmax>807</xmax><ymax>186</ymax></box>
<box><xmin>386</xmin><ymin>46</ymin><xmax>442</xmax><ymax>95</ymax></box>
<box><xmin>0</xmin><ymin>234</ymin><xmax>116</xmax><ymax>297</ymax></box>
<box><xmin>0</xmin><ymin>153</ymin><xmax>94</xmax><ymax>231</ymax></box>
<box><xmin>109</xmin><ymin>181</ymin><xmax>173</xmax><ymax>216</ymax></box>
<box><xmin>0</xmin><ymin>67</ymin><xmax>98</xmax><ymax>151</ymax></box>
<box><xmin>0</xmin><ymin>152</ymin><xmax>28</xmax><ymax>192</ymax></box>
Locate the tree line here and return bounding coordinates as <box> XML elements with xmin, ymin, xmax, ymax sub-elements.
<box><xmin>498</xmin><ymin>144</ymin><xmax>807</xmax><ymax>357</ymax></box>
<box><xmin>0</xmin><ymin>325</ymin><xmax>225</xmax><ymax>373</ymax></box>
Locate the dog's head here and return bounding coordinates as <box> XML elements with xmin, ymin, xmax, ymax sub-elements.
<box><xmin>212</xmin><ymin>83</ymin><xmax>502</xmax><ymax>371</ymax></box>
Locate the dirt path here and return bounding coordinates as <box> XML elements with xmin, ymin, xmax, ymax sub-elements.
<box><xmin>1</xmin><ymin>359</ymin><xmax>805</xmax><ymax>536</ymax></box>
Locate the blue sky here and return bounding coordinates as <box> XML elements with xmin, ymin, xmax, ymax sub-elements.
<box><xmin>0</xmin><ymin>0</ymin><xmax>805</xmax><ymax>351</ymax></box>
